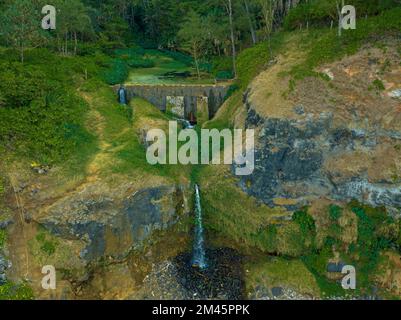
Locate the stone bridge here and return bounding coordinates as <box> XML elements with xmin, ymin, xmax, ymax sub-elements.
<box><xmin>113</xmin><ymin>84</ymin><xmax>230</xmax><ymax>120</ymax></box>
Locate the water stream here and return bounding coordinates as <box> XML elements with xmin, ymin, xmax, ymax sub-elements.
<box><xmin>118</xmin><ymin>87</ymin><xmax>127</xmax><ymax>105</ymax></box>
<box><xmin>191</xmin><ymin>184</ymin><xmax>207</xmax><ymax>269</ymax></box>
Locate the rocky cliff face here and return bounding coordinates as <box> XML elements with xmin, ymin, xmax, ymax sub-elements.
<box><xmin>1</xmin><ymin>173</ymin><xmax>190</xmax><ymax>299</ymax></box>
<box><xmin>35</xmin><ymin>184</ymin><xmax>188</xmax><ymax>262</ymax></box>
<box><xmin>237</xmin><ymin>43</ymin><xmax>401</xmax><ymax>214</ymax></box>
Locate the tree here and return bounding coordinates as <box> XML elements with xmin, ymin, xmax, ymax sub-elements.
<box><xmin>222</xmin><ymin>0</ymin><xmax>237</xmax><ymax>78</ymax></box>
<box><xmin>53</xmin><ymin>0</ymin><xmax>94</xmax><ymax>55</ymax></box>
<box><xmin>336</xmin><ymin>0</ymin><xmax>345</xmax><ymax>37</ymax></box>
<box><xmin>242</xmin><ymin>0</ymin><xmax>258</xmax><ymax>45</ymax></box>
<box><xmin>0</xmin><ymin>0</ymin><xmax>43</xmax><ymax>63</ymax></box>
<box><xmin>70</xmin><ymin>0</ymin><xmax>94</xmax><ymax>54</ymax></box>
<box><xmin>178</xmin><ymin>10</ymin><xmax>207</xmax><ymax>79</ymax></box>
<box><xmin>257</xmin><ymin>0</ymin><xmax>277</xmax><ymax>58</ymax></box>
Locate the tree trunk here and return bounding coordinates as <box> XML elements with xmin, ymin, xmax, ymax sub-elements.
<box><xmin>193</xmin><ymin>44</ymin><xmax>201</xmax><ymax>80</ymax></box>
<box><xmin>57</xmin><ymin>35</ymin><xmax>61</xmax><ymax>54</ymax></box>
<box><xmin>74</xmin><ymin>32</ymin><xmax>78</xmax><ymax>56</ymax></box>
<box><xmin>337</xmin><ymin>0</ymin><xmax>344</xmax><ymax>37</ymax></box>
<box><xmin>226</xmin><ymin>0</ymin><xmax>237</xmax><ymax>78</ymax></box>
<box><xmin>65</xmin><ymin>32</ymin><xmax>68</xmax><ymax>55</ymax></box>
<box><xmin>243</xmin><ymin>0</ymin><xmax>257</xmax><ymax>45</ymax></box>
<box><xmin>261</xmin><ymin>1</ymin><xmax>274</xmax><ymax>59</ymax></box>
<box><xmin>20</xmin><ymin>47</ymin><xmax>24</xmax><ymax>64</ymax></box>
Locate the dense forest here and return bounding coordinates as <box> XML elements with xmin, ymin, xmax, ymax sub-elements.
<box><xmin>1</xmin><ymin>0</ymin><xmax>400</xmax><ymax>70</ymax></box>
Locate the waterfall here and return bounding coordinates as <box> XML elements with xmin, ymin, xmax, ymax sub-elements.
<box><xmin>174</xmin><ymin>117</ymin><xmax>194</xmax><ymax>130</ymax></box>
<box><xmin>192</xmin><ymin>184</ymin><xmax>207</xmax><ymax>269</ymax></box>
<box><xmin>118</xmin><ymin>87</ymin><xmax>127</xmax><ymax>105</ymax></box>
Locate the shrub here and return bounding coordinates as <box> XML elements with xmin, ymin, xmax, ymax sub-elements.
<box><xmin>284</xmin><ymin>0</ymin><xmax>337</xmax><ymax>30</ymax></box>
<box><xmin>284</xmin><ymin>0</ymin><xmax>401</xmax><ymax>30</ymax></box>
<box><xmin>199</xmin><ymin>61</ymin><xmax>212</xmax><ymax>73</ymax></box>
<box><xmin>236</xmin><ymin>33</ymin><xmax>285</xmax><ymax>88</ymax></box>
<box><xmin>216</xmin><ymin>71</ymin><xmax>234</xmax><ymax>81</ymax></box>
<box><xmin>0</xmin><ymin>51</ymin><xmax>98</xmax><ymax>165</ymax></box>
<box><xmin>211</xmin><ymin>56</ymin><xmax>233</xmax><ymax>76</ymax></box>
<box><xmin>346</xmin><ymin>202</ymin><xmax>397</xmax><ymax>290</ymax></box>
<box><xmin>41</xmin><ymin>241</ymin><xmax>56</xmax><ymax>256</ymax></box>
<box><xmin>36</xmin><ymin>230</ymin><xmax>57</xmax><ymax>256</ymax></box>
<box><xmin>0</xmin><ymin>177</ymin><xmax>4</xmax><ymax>197</ymax></box>
<box><xmin>224</xmin><ymin>84</ymin><xmax>239</xmax><ymax>100</ymax></box>
<box><xmin>0</xmin><ymin>281</ymin><xmax>34</xmax><ymax>300</ymax></box>
<box><xmin>371</xmin><ymin>79</ymin><xmax>385</xmax><ymax>91</ymax></box>
<box><xmin>329</xmin><ymin>204</ymin><xmax>343</xmax><ymax>221</ymax></box>
<box><xmin>0</xmin><ymin>90</ymin><xmax>95</xmax><ymax>164</ymax></box>
<box><xmin>293</xmin><ymin>209</ymin><xmax>316</xmax><ymax>236</ymax></box>
<box><xmin>237</xmin><ymin>41</ymin><xmax>270</xmax><ymax>88</ymax></box>
<box><xmin>255</xmin><ymin>225</ymin><xmax>278</xmax><ymax>253</ymax></box>
<box><xmin>159</xmin><ymin>49</ymin><xmax>193</xmax><ymax>66</ymax></box>
<box><xmin>114</xmin><ymin>47</ymin><xmax>146</xmax><ymax>57</ymax></box>
<box><xmin>102</xmin><ymin>59</ymin><xmax>129</xmax><ymax>85</ymax></box>
<box><xmin>0</xmin><ymin>62</ymin><xmax>48</xmax><ymax>109</ymax></box>
<box><xmin>0</xmin><ymin>230</ymin><xmax>6</xmax><ymax>250</ymax></box>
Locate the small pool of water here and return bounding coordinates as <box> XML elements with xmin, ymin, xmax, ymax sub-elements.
<box><xmin>126</xmin><ymin>51</ymin><xmax>216</xmax><ymax>85</ymax></box>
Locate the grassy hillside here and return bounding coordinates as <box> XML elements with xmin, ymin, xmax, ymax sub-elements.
<box><xmin>196</xmin><ymin>7</ymin><xmax>401</xmax><ymax>298</ymax></box>
<box><xmin>0</xmin><ymin>47</ymin><xmax>193</xmax><ymax>300</ymax></box>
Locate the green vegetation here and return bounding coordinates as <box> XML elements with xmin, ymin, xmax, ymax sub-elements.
<box><xmin>0</xmin><ymin>230</ymin><xmax>6</xmax><ymax>250</ymax></box>
<box><xmin>102</xmin><ymin>59</ymin><xmax>129</xmax><ymax>85</ymax></box>
<box><xmin>245</xmin><ymin>257</ymin><xmax>321</xmax><ymax>297</ymax></box>
<box><xmin>198</xmin><ymin>159</ymin><xmax>401</xmax><ymax>297</ymax></box>
<box><xmin>197</xmin><ymin>165</ymin><xmax>288</xmax><ymax>253</ymax></box>
<box><xmin>302</xmin><ymin>240</ymin><xmax>348</xmax><ymax>298</ymax></box>
<box><xmin>300</xmin><ymin>202</ymin><xmax>400</xmax><ymax>297</ymax></box>
<box><xmin>236</xmin><ymin>32</ymin><xmax>286</xmax><ymax>88</ymax></box>
<box><xmin>0</xmin><ymin>0</ymin><xmax>400</xmax><ymax>301</ymax></box>
<box><xmin>0</xmin><ymin>281</ymin><xmax>34</xmax><ymax>300</ymax></box>
<box><xmin>345</xmin><ymin>202</ymin><xmax>396</xmax><ymax>291</ymax></box>
<box><xmin>215</xmin><ymin>71</ymin><xmax>234</xmax><ymax>81</ymax></box>
<box><xmin>329</xmin><ymin>204</ymin><xmax>343</xmax><ymax>221</ymax></box>
<box><xmin>126</xmin><ymin>49</ymin><xmax>215</xmax><ymax>85</ymax></box>
<box><xmin>0</xmin><ymin>177</ymin><xmax>4</xmax><ymax>197</ymax></box>
<box><xmin>286</xmin><ymin>8</ymin><xmax>401</xmax><ymax>83</ymax></box>
<box><xmin>371</xmin><ymin>79</ymin><xmax>386</xmax><ymax>91</ymax></box>
<box><xmin>0</xmin><ymin>49</ymin><xmax>102</xmax><ymax>169</ymax></box>
<box><xmin>0</xmin><ymin>0</ymin><xmax>42</xmax><ymax>63</ymax></box>
<box><xmin>284</xmin><ymin>0</ymin><xmax>401</xmax><ymax>30</ymax></box>
<box><xmin>102</xmin><ymin>47</ymin><xmax>156</xmax><ymax>85</ymax></box>
<box><xmin>78</xmin><ymin>85</ymin><xmax>190</xmax><ymax>181</ymax></box>
<box><xmin>178</xmin><ymin>10</ymin><xmax>208</xmax><ymax>79</ymax></box>
<box><xmin>36</xmin><ymin>230</ymin><xmax>57</xmax><ymax>256</ymax></box>
<box><xmin>203</xmin><ymin>91</ymin><xmax>242</xmax><ymax>131</ymax></box>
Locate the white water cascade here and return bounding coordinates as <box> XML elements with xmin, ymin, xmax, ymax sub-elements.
<box><xmin>191</xmin><ymin>184</ymin><xmax>207</xmax><ymax>269</ymax></box>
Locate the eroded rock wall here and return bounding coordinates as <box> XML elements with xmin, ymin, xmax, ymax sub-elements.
<box><xmin>236</xmin><ymin>44</ymin><xmax>401</xmax><ymax>214</ymax></box>
<box><xmin>36</xmin><ymin>185</ymin><xmax>188</xmax><ymax>262</ymax></box>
